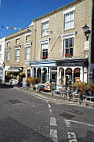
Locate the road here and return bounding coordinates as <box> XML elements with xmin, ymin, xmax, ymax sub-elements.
<box><xmin>0</xmin><ymin>83</ymin><xmax>94</xmax><ymax>142</ymax></box>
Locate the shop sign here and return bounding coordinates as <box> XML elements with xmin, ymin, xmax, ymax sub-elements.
<box><xmin>84</xmin><ymin>41</ymin><xmax>89</xmax><ymax>50</ymax></box>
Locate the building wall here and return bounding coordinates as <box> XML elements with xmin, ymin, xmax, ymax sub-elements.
<box><xmin>0</xmin><ymin>37</ymin><xmax>5</xmax><ymax>64</ymax></box>
<box><xmin>33</xmin><ymin>0</ymin><xmax>92</xmax><ymax>61</ymax></box>
<box><xmin>5</xmin><ymin>29</ymin><xmax>33</xmax><ymax>74</ymax></box>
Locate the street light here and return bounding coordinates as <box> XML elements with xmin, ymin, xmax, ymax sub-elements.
<box><xmin>82</xmin><ymin>24</ymin><xmax>91</xmax><ymax>41</ymax></box>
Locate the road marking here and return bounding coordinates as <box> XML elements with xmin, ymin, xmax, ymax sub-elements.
<box><xmin>49</xmin><ymin>108</ymin><xmax>53</xmax><ymax>113</ymax></box>
<box><xmin>66</xmin><ymin>119</ymin><xmax>94</xmax><ymax>128</ymax></box>
<box><xmin>48</xmin><ymin>104</ymin><xmax>51</xmax><ymax>109</ymax></box>
<box><xmin>50</xmin><ymin>129</ymin><xmax>58</xmax><ymax>142</ymax></box>
<box><xmin>50</xmin><ymin>117</ymin><xmax>57</xmax><ymax>126</ymax></box>
<box><xmin>69</xmin><ymin>139</ymin><xmax>78</xmax><ymax>142</ymax></box>
<box><xmin>65</xmin><ymin>119</ymin><xmax>71</xmax><ymax>128</ymax></box>
<box><xmin>68</xmin><ymin>132</ymin><xmax>76</xmax><ymax>139</ymax></box>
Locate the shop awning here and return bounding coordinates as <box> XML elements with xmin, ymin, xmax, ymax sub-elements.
<box><xmin>29</xmin><ymin>60</ymin><xmax>57</xmax><ymax>67</ymax></box>
<box><xmin>6</xmin><ymin>67</ymin><xmax>21</xmax><ymax>72</ymax></box>
<box><xmin>56</xmin><ymin>58</ymin><xmax>88</xmax><ymax>67</ymax></box>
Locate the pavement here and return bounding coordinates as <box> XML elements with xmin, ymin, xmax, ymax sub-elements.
<box><xmin>14</xmin><ymin>86</ymin><xmax>94</xmax><ymax>108</ymax></box>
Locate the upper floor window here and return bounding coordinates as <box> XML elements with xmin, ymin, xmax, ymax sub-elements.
<box><xmin>0</xmin><ymin>53</ymin><xmax>1</xmax><ymax>60</ymax></box>
<box><xmin>6</xmin><ymin>50</ymin><xmax>10</xmax><ymax>61</ymax></box>
<box><xmin>15</xmin><ymin>48</ymin><xmax>20</xmax><ymax>62</ymax></box>
<box><xmin>0</xmin><ymin>45</ymin><xmax>2</xmax><ymax>51</ymax></box>
<box><xmin>16</xmin><ymin>38</ymin><xmax>20</xmax><ymax>45</ymax></box>
<box><xmin>42</xmin><ymin>21</ymin><xmax>49</xmax><ymax>37</ymax></box>
<box><xmin>25</xmin><ymin>46</ymin><xmax>31</xmax><ymax>61</ymax></box>
<box><xmin>64</xmin><ymin>11</ymin><xmax>74</xmax><ymax>30</ymax></box>
<box><xmin>7</xmin><ymin>41</ymin><xmax>10</xmax><ymax>48</ymax></box>
<box><xmin>41</xmin><ymin>43</ymin><xmax>48</xmax><ymax>59</ymax></box>
<box><xmin>64</xmin><ymin>38</ymin><xmax>74</xmax><ymax>58</ymax></box>
<box><xmin>26</xmin><ymin>35</ymin><xmax>31</xmax><ymax>41</ymax></box>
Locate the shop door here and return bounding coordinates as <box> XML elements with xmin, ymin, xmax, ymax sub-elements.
<box><xmin>50</xmin><ymin>73</ymin><xmax>57</xmax><ymax>90</ymax></box>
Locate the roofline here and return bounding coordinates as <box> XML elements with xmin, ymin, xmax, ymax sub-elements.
<box><xmin>33</xmin><ymin>0</ymin><xmax>85</xmax><ymax>22</ymax></box>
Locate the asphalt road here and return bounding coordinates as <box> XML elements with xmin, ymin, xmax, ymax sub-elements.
<box><xmin>0</xmin><ymin>83</ymin><xmax>94</xmax><ymax>142</ymax></box>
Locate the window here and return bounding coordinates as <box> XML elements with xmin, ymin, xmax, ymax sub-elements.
<box><xmin>26</xmin><ymin>35</ymin><xmax>31</xmax><ymax>41</ymax></box>
<box><xmin>0</xmin><ymin>45</ymin><xmax>1</xmax><ymax>51</ymax></box>
<box><xmin>42</xmin><ymin>21</ymin><xmax>49</xmax><ymax>36</ymax></box>
<box><xmin>0</xmin><ymin>54</ymin><xmax>1</xmax><ymax>60</ymax></box>
<box><xmin>64</xmin><ymin>11</ymin><xmax>74</xmax><ymax>30</ymax></box>
<box><xmin>25</xmin><ymin>46</ymin><xmax>30</xmax><ymax>61</ymax></box>
<box><xmin>6</xmin><ymin>51</ymin><xmax>10</xmax><ymax>61</ymax></box>
<box><xmin>16</xmin><ymin>38</ymin><xmax>20</xmax><ymax>45</ymax></box>
<box><xmin>15</xmin><ymin>49</ymin><xmax>20</xmax><ymax>62</ymax></box>
<box><xmin>7</xmin><ymin>41</ymin><xmax>10</xmax><ymax>48</ymax></box>
<box><xmin>41</xmin><ymin>43</ymin><xmax>48</xmax><ymax>59</ymax></box>
<box><xmin>64</xmin><ymin>38</ymin><xmax>74</xmax><ymax>58</ymax></box>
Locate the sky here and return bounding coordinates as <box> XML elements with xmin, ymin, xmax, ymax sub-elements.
<box><xmin>0</xmin><ymin>0</ymin><xmax>74</xmax><ymax>39</ymax></box>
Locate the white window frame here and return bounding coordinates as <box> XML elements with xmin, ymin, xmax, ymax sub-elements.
<box><xmin>41</xmin><ymin>43</ymin><xmax>48</xmax><ymax>60</ymax></box>
<box><xmin>6</xmin><ymin>50</ymin><xmax>10</xmax><ymax>61</ymax></box>
<box><xmin>61</xmin><ymin>32</ymin><xmax>75</xmax><ymax>58</ymax></box>
<box><xmin>15</xmin><ymin>48</ymin><xmax>20</xmax><ymax>62</ymax></box>
<box><xmin>42</xmin><ymin>21</ymin><xmax>49</xmax><ymax>37</ymax></box>
<box><xmin>25</xmin><ymin>46</ymin><xmax>31</xmax><ymax>61</ymax></box>
<box><xmin>24</xmin><ymin>43</ymin><xmax>31</xmax><ymax>61</ymax></box>
<box><xmin>63</xmin><ymin>7</ymin><xmax>75</xmax><ymax>30</ymax></box>
<box><xmin>0</xmin><ymin>45</ymin><xmax>2</xmax><ymax>51</ymax></box>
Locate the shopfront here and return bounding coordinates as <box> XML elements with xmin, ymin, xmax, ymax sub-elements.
<box><xmin>0</xmin><ymin>67</ymin><xmax>3</xmax><ymax>81</ymax></box>
<box><xmin>29</xmin><ymin>58</ymin><xmax>88</xmax><ymax>89</ymax></box>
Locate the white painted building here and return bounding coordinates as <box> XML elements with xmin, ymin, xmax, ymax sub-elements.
<box><xmin>0</xmin><ymin>37</ymin><xmax>5</xmax><ymax>81</ymax></box>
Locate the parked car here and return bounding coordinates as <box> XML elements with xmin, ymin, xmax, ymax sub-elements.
<box><xmin>9</xmin><ymin>78</ymin><xmax>18</xmax><ymax>85</ymax></box>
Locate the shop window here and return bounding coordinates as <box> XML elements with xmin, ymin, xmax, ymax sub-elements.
<box><xmin>27</xmin><ymin>69</ymin><xmax>31</xmax><ymax>77</ymax></box>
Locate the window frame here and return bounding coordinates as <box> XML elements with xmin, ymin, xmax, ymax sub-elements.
<box><xmin>6</xmin><ymin>50</ymin><xmax>10</xmax><ymax>61</ymax></box>
<box><xmin>15</xmin><ymin>48</ymin><xmax>20</xmax><ymax>62</ymax></box>
<box><xmin>0</xmin><ymin>45</ymin><xmax>2</xmax><ymax>51</ymax></box>
<box><xmin>25</xmin><ymin>46</ymin><xmax>31</xmax><ymax>61</ymax></box>
<box><xmin>41</xmin><ymin>21</ymin><xmax>49</xmax><ymax>37</ymax></box>
<box><xmin>63</xmin><ymin>37</ymin><xmax>74</xmax><ymax>58</ymax></box>
<box><xmin>64</xmin><ymin>11</ymin><xmax>75</xmax><ymax>30</ymax></box>
<box><xmin>41</xmin><ymin>43</ymin><xmax>48</xmax><ymax>60</ymax></box>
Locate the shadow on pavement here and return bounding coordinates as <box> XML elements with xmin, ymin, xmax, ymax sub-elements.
<box><xmin>0</xmin><ymin>83</ymin><xmax>13</xmax><ymax>89</ymax></box>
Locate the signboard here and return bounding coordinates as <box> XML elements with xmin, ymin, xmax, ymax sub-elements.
<box><xmin>84</xmin><ymin>41</ymin><xmax>89</xmax><ymax>50</ymax></box>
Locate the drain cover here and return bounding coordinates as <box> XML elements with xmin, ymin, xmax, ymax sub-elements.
<box><xmin>60</xmin><ymin>112</ymin><xmax>75</xmax><ymax>119</ymax></box>
<box><xmin>8</xmin><ymin>99</ymin><xmax>21</xmax><ymax>104</ymax></box>
<box><xmin>70</xmin><ymin>109</ymin><xmax>83</xmax><ymax>115</ymax></box>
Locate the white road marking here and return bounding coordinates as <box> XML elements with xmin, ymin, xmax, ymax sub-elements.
<box><xmin>69</xmin><ymin>139</ymin><xmax>78</xmax><ymax>142</ymax></box>
<box><xmin>50</xmin><ymin>129</ymin><xmax>58</xmax><ymax>142</ymax></box>
<box><xmin>49</xmin><ymin>108</ymin><xmax>53</xmax><ymax>113</ymax></box>
<box><xmin>50</xmin><ymin>117</ymin><xmax>57</xmax><ymax>126</ymax></box>
<box><xmin>65</xmin><ymin>119</ymin><xmax>71</xmax><ymax>128</ymax></box>
<box><xmin>68</xmin><ymin>132</ymin><xmax>76</xmax><ymax>139</ymax></box>
<box><xmin>48</xmin><ymin>104</ymin><xmax>51</xmax><ymax>109</ymax></box>
<box><xmin>66</xmin><ymin>119</ymin><xmax>94</xmax><ymax>128</ymax></box>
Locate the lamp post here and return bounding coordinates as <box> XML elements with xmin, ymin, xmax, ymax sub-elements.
<box><xmin>82</xmin><ymin>24</ymin><xmax>90</xmax><ymax>41</ymax></box>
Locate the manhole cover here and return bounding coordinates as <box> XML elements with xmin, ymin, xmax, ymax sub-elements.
<box><xmin>60</xmin><ymin>112</ymin><xmax>75</xmax><ymax>119</ymax></box>
<box><xmin>70</xmin><ymin>109</ymin><xmax>83</xmax><ymax>115</ymax></box>
<box><xmin>8</xmin><ymin>99</ymin><xmax>21</xmax><ymax>104</ymax></box>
